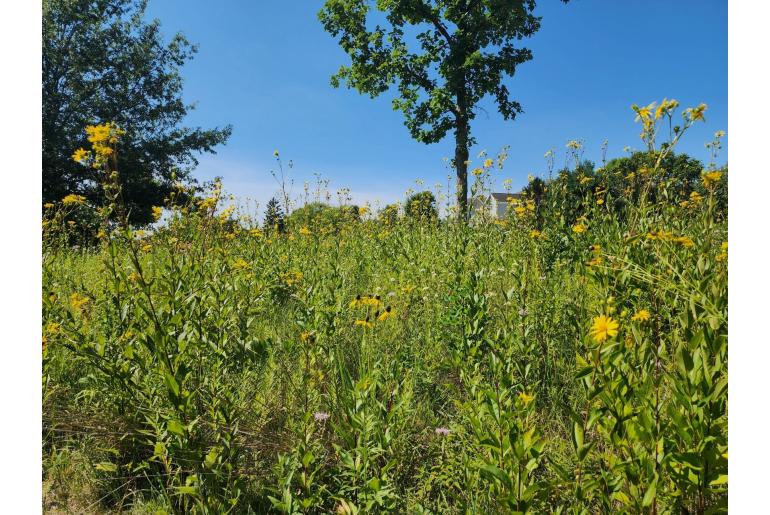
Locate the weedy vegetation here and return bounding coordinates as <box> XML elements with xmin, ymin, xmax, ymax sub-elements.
<box><xmin>43</xmin><ymin>101</ymin><xmax>726</xmax><ymax>513</ymax></box>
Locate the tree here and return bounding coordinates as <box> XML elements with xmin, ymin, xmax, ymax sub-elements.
<box><xmin>319</xmin><ymin>0</ymin><xmax>567</xmax><ymax>219</ymax></box>
<box><xmin>43</xmin><ymin>0</ymin><xmax>232</xmax><ymax>224</ymax></box>
<box><xmin>405</xmin><ymin>190</ymin><xmax>438</xmax><ymax>221</ymax></box>
<box><xmin>263</xmin><ymin>197</ymin><xmax>286</xmax><ymax>234</ymax></box>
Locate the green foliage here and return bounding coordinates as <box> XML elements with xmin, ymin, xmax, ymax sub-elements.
<box><xmin>264</xmin><ymin>197</ymin><xmax>286</xmax><ymax>234</ymax></box>
<box><xmin>405</xmin><ymin>191</ymin><xmax>438</xmax><ymax>222</ymax></box>
<box><xmin>318</xmin><ymin>0</ymin><xmax>569</xmax><ymax>216</ymax></box>
<box><xmin>286</xmin><ymin>202</ymin><xmax>360</xmax><ymax>232</ymax></box>
<box><xmin>43</xmin><ymin>100</ymin><xmax>727</xmax><ymax>513</ymax></box>
<box><xmin>42</xmin><ymin>0</ymin><xmax>231</xmax><ymax>224</ymax></box>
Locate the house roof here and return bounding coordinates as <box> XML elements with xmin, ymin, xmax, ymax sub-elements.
<box><xmin>491</xmin><ymin>192</ymin><xmax>522</xmax><ymax>202</ymax></box>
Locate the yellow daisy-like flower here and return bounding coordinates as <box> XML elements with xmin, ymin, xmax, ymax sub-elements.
<box><xmin>141</xmin><ymin>243</ymin><xmax>152</xmax><ymax>252</ymax></box>
<box><xmin>62</xmin><ymin>194</ymin><xmax>86</xmax><ymax>205</ymax></box>
<box><xmin>518</xmin><ymin>392</ymin><xmax>534</xmax><ymax>406</ymax></box>
<box><xmin>377</xmin><ymin>306</ymin><xmax>394</xmax><ymax>321</ymax></box>
<box><xmin>71</xmin><ymin>148</ymin><xmax>91</xmax><ymax>164</ymax></box>
<box><xmin>354</xmin><ymin>319</ymin><xmax>374</xmax><ymax>329</ymax></box>
<box><xmin>472</xmin><ymin>167</ymin><xmax>484</xmax><ymax>177</ymax></box>
<box><xmin>151</xmin><ymin>206</ymin><xmax>163</xmax><ymax>222</ymax></box>
<box><xmin>631</xmin><ymin>309</ymin><xmax>650</xmax><ymax>322</ymax></box>
<box><xmin>590</xmin><ymin>315</ymin><xmax>619</xmax><ymax>342</ymax></box>
<box><xmin>529</xmin><ymin>229</ymin><xmax>542</xmax><ymax>239</ymax></box>
<box><xmin>514</xmin><ymin>206</ymin><xmax>526</xmax><ymax>215</ymax></box>
<box><xmin>689</xmin><ymin>191</ymin><xmax>703</xmax><ymax>203</ymax></box>
<box><xmin>483</xmin><ymin>158</ymin><xmax>494</xmax><ymax>168</ymax></box>
<box><xmin>596</xmin><ymin>198</ymin><xmax>605</xmax><ymax>205</ymax></box>
<box><xmin>572</xmin><ymin>223</ymin><xmax>587</xmax><ymax>234</ymax></box>
<box><xmin>701</xmin><ymin>170</ymin><xmax>723</xmax><ymax>188</ymax></box>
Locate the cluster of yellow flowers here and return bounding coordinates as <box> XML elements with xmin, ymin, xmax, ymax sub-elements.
<box><xmin>72</xmin><ymin>122</ymin><xmax>125</xmax><ymax>169</ymax></box>
<box><xmin>645</xmin><ymin>230</ymin><xmax>694</xmax><ymax>248</ymax></box>
<box><xmin>349</xmin><ymin>294</ymin><xmax>382</xmax><ymax>309</ymax></box>
<box><xmin>701</xmin><ymin>170</ymin><xmax>723</xmax><ymax>188</ymax></box>
<box><xmin>70</xmin><ymin>292</ymin><xmax>90</xmax><ymax>312</ymax></box>
<box><xmin>717</xmin><ymin>241</ymin><xmax>728</xmax><ymax>262</ymax></box>
<box><xmin>152</xmin><ymin>206</ymin><xmax>163</xmax><ymax>222</ymax></box>
<box><xmin>62</xmin><ymin>194</ymin><xmax>86</xmax><ymax>206</ymax></box>
<box><xmin>350</xmin><ymin>294</ymin><xmax>395</xmax><ymax>329</ymax></box>
<box><xmin>279</xmin><ymin>270</ymin><xmax>304</xmax><ymax>287</ymax></box>
<box><xmin>232</xmin><ymin>258</ymin><xmax>250</xmax><ymax>271</ymax></box>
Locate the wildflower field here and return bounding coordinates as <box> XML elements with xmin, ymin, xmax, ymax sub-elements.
<box><xmin>42</xmin><ymin>103</ymin><xmax>727</xmax><ymax>513</ymax></box>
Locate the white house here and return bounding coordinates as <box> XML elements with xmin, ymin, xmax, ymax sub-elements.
<box><xmin>471</xmin><ymin>192</ymin><xmax>522</xmax><ymax>219</ymax></box>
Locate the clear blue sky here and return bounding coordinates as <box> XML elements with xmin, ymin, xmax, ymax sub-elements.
<box><xmin>144</xmin><ymin>0</ymin><xmax>727</xmax><ymax>210</ymax></box>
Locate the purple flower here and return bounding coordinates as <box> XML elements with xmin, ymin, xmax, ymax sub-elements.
<box><xmin>435</xmin><ymin>427</ymin><xmax>451</xmax><ymax>436</ymax></box>
<box><xmin>314</xmin><ymin>411</ymin><xmax>330</xmax><ymax>422</ymax></box>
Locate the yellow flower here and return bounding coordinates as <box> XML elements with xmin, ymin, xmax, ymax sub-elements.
<box><xmin>151</xmin><ymin>206</ymin><xmax>163</xmax><ymax>222</ymax></box>
<box><xmin>674</xmin><ymin>236</ymin><xmax>694</xmax><ymax>248</ymax></box>
<box><xmin>46</xmin><ymin>322</ymin><xmax>61</xmax><ymax>335</ymax></box>
<box><xmin>354</xmin><ymin>319</ymin><xmax>374</xmax><ymax>329</ymax></box>
<box><xmin>686</xmin><ymin>103</ymin><xmax>707</xmax><ymax>122</ymax></box>
<box><xmin>44</xmin><ymin>202</ymin><xmax>55</xmax><ymax>209</ymax></box>
<box><xmin>300</xmin><ymin>331</ymin><xmax>315</xmax><ymax>343</ymax></box>
<box><xmin>590</xmin><ymin>315</ymin><xmax>619</xmax><ymax>343</ymax></box>
<box><xmin>701</xmin><ymin>170</ymin><xmax>723</xmax><ymax>188</ymax></box>
<box><xmin>529</xmin><ymin>229</ymin><xmax>542</xmax><ymax>239</ymax></box>
<box><xmin>358</xmin><ymin>206</ymin><xmax>369</xmax><ymax>216</ymax></box>
<box><xmin>472</xmin><ymin>167</ymin><xmax>484</xmax><ymax>177</ymax></box>
<box><xmin>572</xmin><ymin>223</ymin><xmax>587</xmax><ymax>234</ymax></box>
<box><xmin>299</xmin><ymin>226</ymin><xmax>312</xmax><ymax>236</ymax></box>
<box><xmin>70</xmin><ymin>292</ymin><xmax>90</xmax><ymax>312</ymax></box>
<box><xmin>518</xmin><ymin>392</ymin><xmax>534</xmax><ymax>406</ymax></box>
<box><xmin>377</xmin><ymin>306</ymin><xmax>394</xmax><ymax>321</ymax></box>
<box><xmin>141</xmin><ymin>243</ymin><xmax>153</xmax><ymax>252</ymax></box>
<box><xmin>596</xmin><ymin>198</ymin><xmax>604</xmax><ymax>205</ymax></box>
<box><xmin>232</xmin><ymin>258</ymin><xmax>249</xmax><ymax>270</ymax></box>
<box><xmin>483</xmin><ymin>158</ymin><xmax>494</xmax><ymax>168</ymax></box>
<box><xmin>62</xmin><ymin>194</ymin><xmax>86</xmax><ymax>205</ymax></box>
<box><xmin>631</xmin><ymin>309</ymin><xmax>650</xmax><ymax>322</ymax></box>
<box><xmin>689</xmin><ymin>191</ymin><xmax>703</xmax><ymax>203</ymax></box>
<box><xmin>71</xmin><ymin>148</ymin><xmax>90</xmax><ymax>163</ymax></box>
<box><xmin>717</xmin><ymin>241</ymin><xmax>728</xmax><ymax>261</ymax></box>
<box><xmin>250</xmin><ymin>228</ymin><xmax>263</xmax><ymax>238</ymax></box>
<box><xmin>514</xmin><ymin>206</ymin><xmax>526</xmax><ymax>215</ymax></box>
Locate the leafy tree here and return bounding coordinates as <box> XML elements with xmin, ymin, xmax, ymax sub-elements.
<box><xmin>405</xmin><ymin>190</ymin><xmax>438</xmax><ymax>221</ymax></box>
<box><xmin>286</xmin><ymin>202</ymin><xmax>360</xmax><ymax>231</ymax></box>
<box><xmin>264</xmin><ymin>197</ymin><xmax>286</xmax><ymax>234</ymax></box>
<box><xmin>319</xmin><ymin>0</ymin><xmax>568</xmax><ymax>219</ymax></box>
<box><xmin>379</xmin><ymin>203</ymin><xmax>400</xmax><ymax>225</ymax></box>
<box><xmin>43</xmin><ymin>0</ymin><xmax>232</xmax><ymax>224</ymax></box>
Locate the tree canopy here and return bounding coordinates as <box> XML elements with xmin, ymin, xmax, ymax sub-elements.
<box><xmin>43</xmin><ymin>0</ymin><xmax>231</xmax><ymax>224</ymax></box>
<box><xmin>319</xmin><ymin>0</ymin><xmax>568</xmax><ymax>218</ymax></box>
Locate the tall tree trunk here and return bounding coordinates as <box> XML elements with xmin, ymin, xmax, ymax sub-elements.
<box><xmin>455</xmin><ymin>114</ymin><xmax>469</xmax><ymax>221</ymax></box>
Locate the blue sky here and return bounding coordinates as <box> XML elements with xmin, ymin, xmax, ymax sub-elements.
<box><xmin>144</xmin><ymin>0</ymin><xmax>727</xmax><ymax>210</ymax></box>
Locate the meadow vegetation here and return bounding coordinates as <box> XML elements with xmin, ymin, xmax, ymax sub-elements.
<box><xmin>42</xmin><ymin>101</ymin><xmax>727</xmax><ymax>513</ymax></box>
